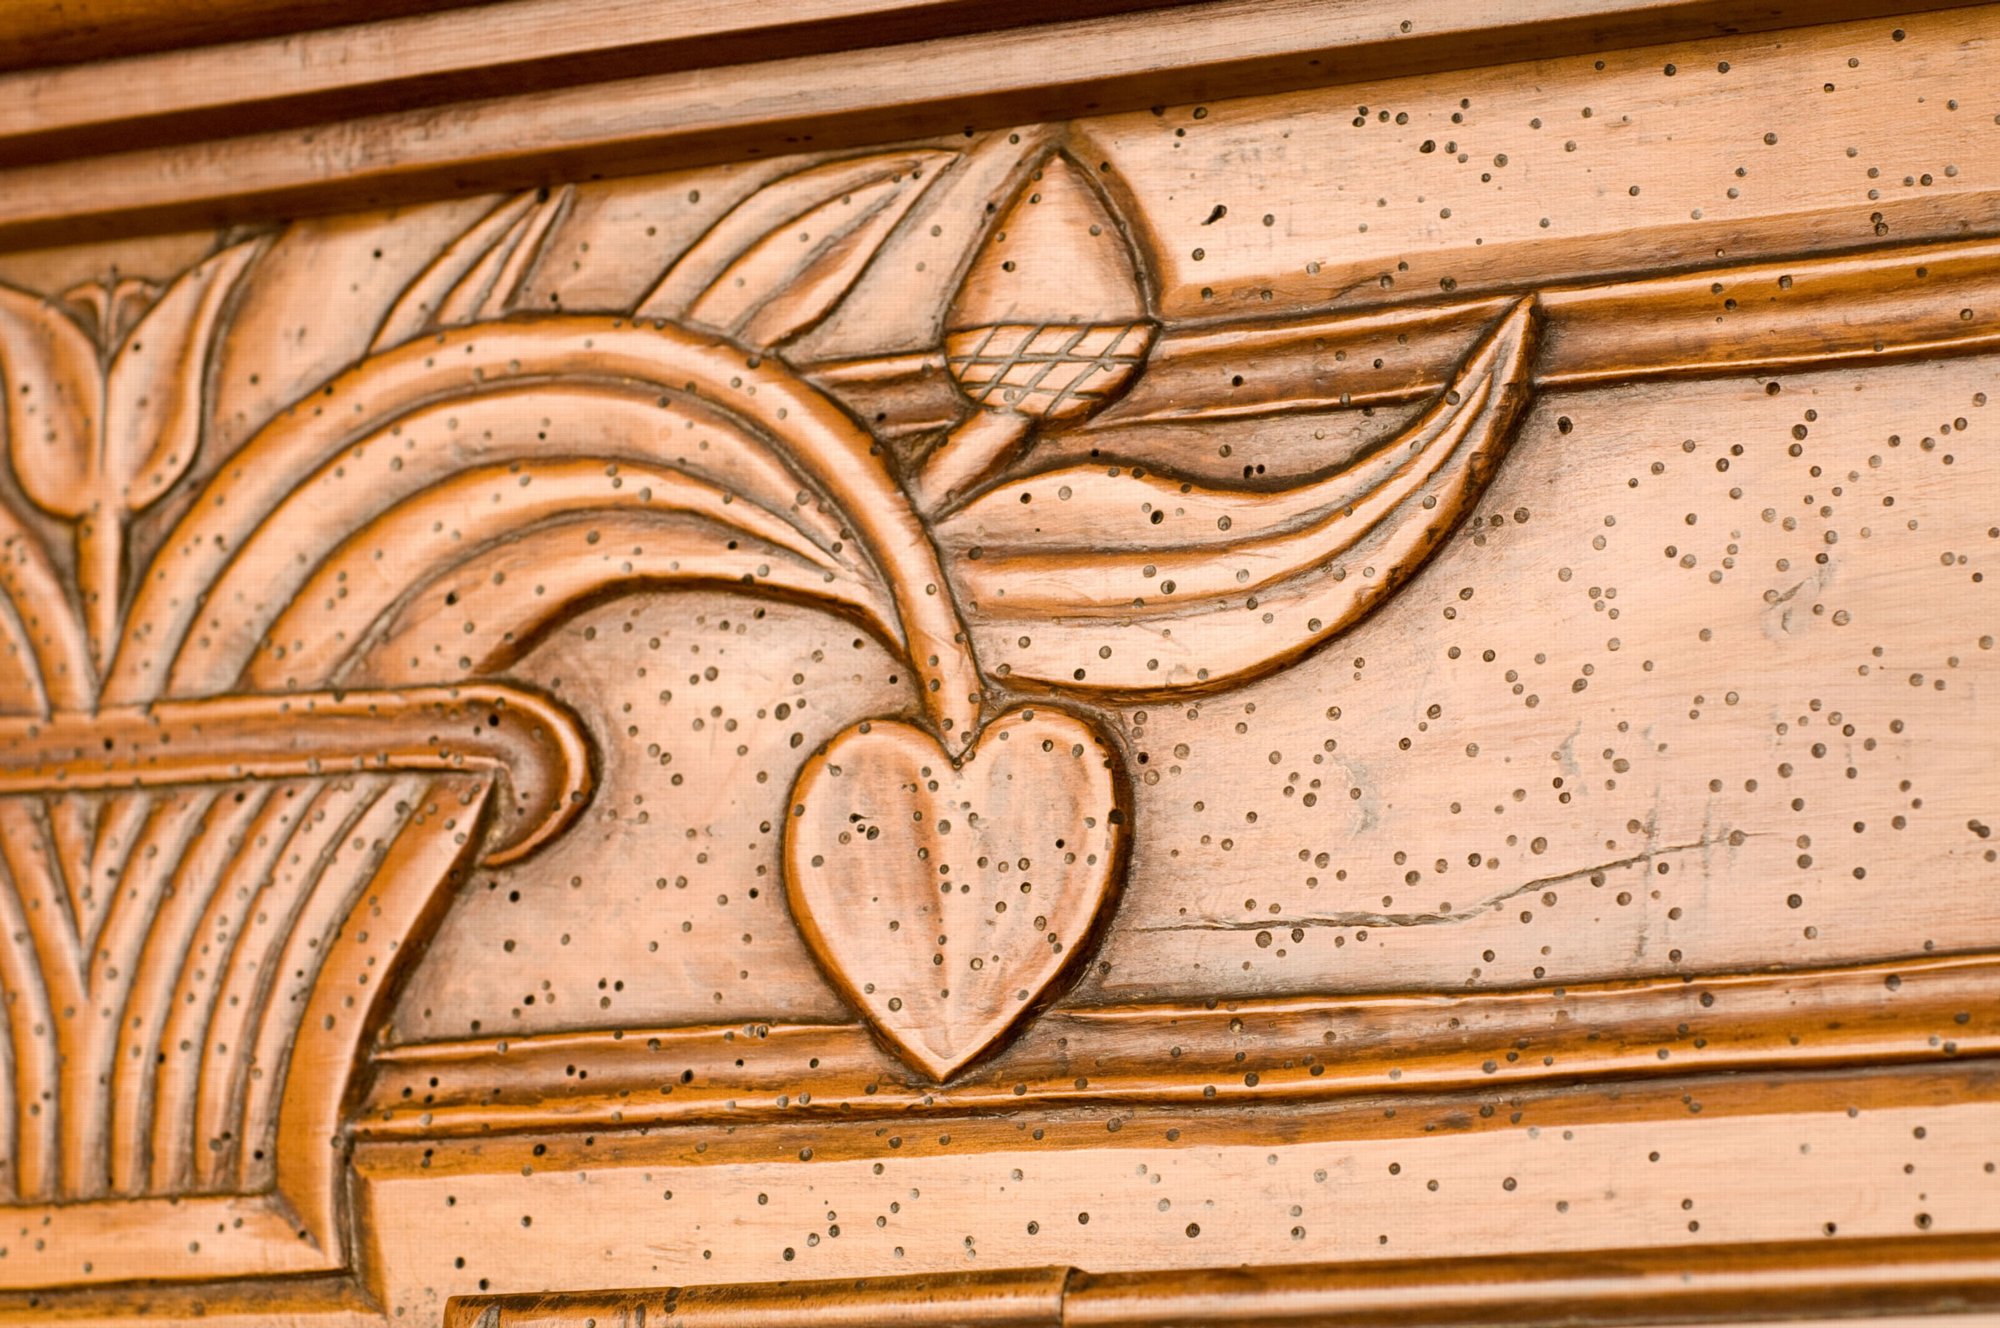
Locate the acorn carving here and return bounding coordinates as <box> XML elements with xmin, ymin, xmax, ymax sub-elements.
<box><xmin>914</xmin><ymin>153</ymin><xmax>1156</xmax><ymax>510</ymax></box>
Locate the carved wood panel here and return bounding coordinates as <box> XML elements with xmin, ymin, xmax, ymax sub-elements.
<box><xmin>0</xmin><ymin>4</ymin><xmax>1998</xmax><ymax>1324</ymax></box>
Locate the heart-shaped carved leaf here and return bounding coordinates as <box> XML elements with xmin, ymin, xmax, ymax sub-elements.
<box><xmin>784</xmin><ymin>706</ymin><xmax>1125</xmax><ymax>1079</ymax></box>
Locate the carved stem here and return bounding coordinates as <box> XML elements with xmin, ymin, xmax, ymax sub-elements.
<box><xmin>74</xmin><ymin>505</ymin><xmax>120</xmax><ymax>687</ymax></box>
<box><xmin>911</xmin><ymin>409</ymin><xmax>1033</xmax><ymax>515</ymax></box>
<box><xmin>115</xmin><ymin>322</ymin><xmax>991</xmax><ymax>752</ymax></box>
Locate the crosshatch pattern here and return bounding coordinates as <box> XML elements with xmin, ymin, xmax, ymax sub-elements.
<box><xmin>944</xmin><ymin>321</ymin><xmax>1155</xmax><ymax>418</ymax></box>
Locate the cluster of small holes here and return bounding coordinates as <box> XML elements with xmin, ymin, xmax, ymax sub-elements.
<box><xmin>390</xmin><ymin>592</ymin><xmax>907</xmax><ymax>1037</ymax></box>
<box><xmin>1083</xmin><ymin>360</ymin><xmax>1998</xmax><ymax>1001</ymax></box>
<box><xmin>1103</xmin><ymin>22</ymin><xmax>1980</xmax><ymax>318</ymax></box>
<box><xmin>402</xmin><ymin>1091</ymin><xmax>1997</xmax><ymax>1311</ymax></box>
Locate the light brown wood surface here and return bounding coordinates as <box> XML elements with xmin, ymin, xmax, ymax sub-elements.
<box><xmin>0</xmin><ymin>3</ymin><xmax>1997</xmax><ymax>1326</ymax></box>
<box><xmin>0</xmin><ymin>0</ymin><xmax>486</xmax><ymax>72</ymax></box>
<box><xmin>1</xmin><ymin>0</ymin><xmax>1996</xmax><ymax>247</ymax></box>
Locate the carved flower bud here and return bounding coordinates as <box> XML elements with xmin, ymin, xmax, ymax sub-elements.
<box><xmin>944</xmin><ymin>154</ymin><xmax>1154</xmax><ymax>425</ymax></box>
<box><xmin>0</xmin><ymin>242</ymin><xmax>260</xmax><ymax>674</ymax></box>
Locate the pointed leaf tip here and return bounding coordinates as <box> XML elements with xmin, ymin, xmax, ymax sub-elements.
<box><xmin>104</xmin><ymin>237</ymin><xmax>264</xmax><ymax>516</ymax></box>
<box><xmin>637</xmin><ymin>151</ymin><xmax>956</xmax><ymax>345</ymax></box>
<box><xmin>941</xmin><ymin>298</ymin><xmax>1541</xmax><ymax>694</ymax></box>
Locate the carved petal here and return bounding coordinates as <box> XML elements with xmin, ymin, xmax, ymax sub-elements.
<box><xmin>940</xmin><ymin>299</ymin><xmax>1542</xmax><ymax>693</ymax></box>
<box><xmin>102</xmin><ymin>239</ymin><xmax>263</xmax><ymax>514</ymax></box>
<box><xmin>0</xmin><ymin>286</ymin><xmax>98</xmax><ymax>522</ymax></box>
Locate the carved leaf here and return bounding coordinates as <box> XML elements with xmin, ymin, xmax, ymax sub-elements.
<box><xmin>0</xmin><ymin>304</ymin><xmax>97</xmax><ymax>709</ymax></box>
<box><xmin>785</xmin><ymin>705</ymin><xmax>1124</xmax><ymax>1079</ymax></box>
<box><xmin>241</xmin><ymin>459</ymin><xmax>885</xmax><ymax>691</ymax></box>
<box><xmin>371</xmin><ymin>187</ymin><xmax>574</xmax><ymax>351</ymax></box>
<box><xmin>117</xmin><ymin>319</ymin><xmax>984</xmax><ymax>748</ymax></box>
<box><xmin>102</xmin><ymin>240</ymin><xmax>264</xmax><ymax>516</ymax></box>
<box><xmin>635</xmin><ymin>151</ymin><xmax>954</xmax><ymax>346</ymax></box>
<box><xmin>937</xmin><ymin>299</ymin><xmax>1541</xmax><ymax>693</ymax></box>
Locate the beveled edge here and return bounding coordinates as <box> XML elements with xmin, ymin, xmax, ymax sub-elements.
<box><xmin>360</xmin><ymin>950</ymin><xmax>2000</xmax><ymax>1141</ymax></box>
<box><xmin>442</xmin><ymin>1233</ymin><xmax>2000</xmax><ymax>1326</ymax></box>
<box><xmin>0</xmin><ymin>0</ymin><xmax>1991</xmax><ymax>249</ymax></box>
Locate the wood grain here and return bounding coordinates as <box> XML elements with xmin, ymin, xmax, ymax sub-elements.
<box><xmin>1</xmin><ymin>1</ymin><xmax>1996</xmax><ymax>248</ymax></box>
<box><xmin>447</xmin><ymin>1236</ymin><xmax>2000</xmax><ymax>1326</ymax></box>
<box><xmin>0</xmin><ymin>0</ymin><xmax>485</xmax><ymax>73</ymax></box>
<box><xmin>0</xmin><ymin>4</ymin><xmax>1998</xmax><ymax>1325</ymax></box>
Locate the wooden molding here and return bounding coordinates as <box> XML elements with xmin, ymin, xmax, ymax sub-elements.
<box><xmin>0</xmin><ymin>0</ymin><xmax>488</xmax><ymax>74</ymax></box>
<box><xmin>445</xmin><ymin>1235</ymin><xmax>2000</xmax><ymax>1326</ymax></box>
<box><xmin>0</xmin><ymin>0</ymin><xmax>1995</xmax><ymax>247</ymax></box>
<box><xmin>2</xmin><ymin>4</ymin><xmax>2000</xmax><ymax>1323</ymax></box>
<box><xmin>363</xmin><ymin>952</ymin><xmax>1998</xmax><ymax>1139</ymax></box>
<box><xmin>820</xmin><ymin>232</ymin><xmax>2000</xmax><ymax>440</ymax></box>
<box><xmin>0</xmin><ymin>0</ymin><xmax>1199</xmax><ymax>165</ymax></box>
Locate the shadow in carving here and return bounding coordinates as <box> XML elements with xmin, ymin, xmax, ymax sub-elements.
<box><xmin>2</xmin><ymin>114</ymin><xmax>1998</xmax><ymax>1306</ymax></box>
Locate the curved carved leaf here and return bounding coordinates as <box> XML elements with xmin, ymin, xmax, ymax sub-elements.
<box><xmin>635</xmin><ymin>151</ymin><xmax>954</xmax><ymax>346</ymax></box>
<box><xmin>157</xmin><ymin>384</ymin><xmax>878</xmax><ymax>695</ymax></box>
<box><xmin>0</xmin><ymin>290</ymin><xmax>103</xmax><ymax>705</ymax></box>
<box><xmin>371</xmin><ymin>187</ymin><xmax>574</xmax><ymax>352</ymax></box>
<box><xmin>115</xmin><ymin>319</ymin><xmax>983</xmax><ymax>748</ymax></box>
<box><xmin>243</xmin><ymin>459</ymin><xmax>889</xmax><ymax>690</ymax></box>
<box><xmin>352</xmin><ymin>513</ymin><xmax>881</xmax><ymax>686</ymax></box>
<box><xmin>0</xmin><ymin>503</ymin><xmax>90</xmax><ymax>712</ymax></box>
<box><xmin>939</xmin><ymin>299</ymin><xmax>1542</xmax><ymax>694</ymax></box>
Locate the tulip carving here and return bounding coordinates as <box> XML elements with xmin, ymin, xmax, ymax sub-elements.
<box><xmin>0</xmin><ymin>233</ymin><xmax>607</xmax><ymax>1220</ymax></box>
<box><xmin>0</xmin><ymin>241</ymin><xmax>262</xmax><ymax>682</ymax></box>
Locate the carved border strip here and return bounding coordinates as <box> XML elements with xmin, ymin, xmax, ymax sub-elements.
<box><xmin>361</xmin><ymin>952</ymin><xmax>1998</xmax><ymax>1139</ymax></box>
<box><xmin>13</xmin><ymin>1031</ymin><xmax>1996</xmax><ymax>1319</ymax></box>
<box><xmin>7</xmin><ymin>0</ymin><xmax>1974</xmax><ymax>135</ymax></box>
<box><xmin>817</xmin><ymin>232</ymin><xmax>2000</xmax><ymax>438</ymax></box>
<box><xmin>0</xmin><ymin>0</ymin><xmax>1993</xmax><ymax>247</ymax></box>
<box><xmin>0</xmin><ymin>0</ymin><xmax>1184</xmax><ymax>156</ymax></box>
<box><xmin>443</xmin><ymin>1233</ymin><xmax>2000</xmax><ymax>1326</ymax></box>
<box><xmin>0</xmin><ymin>0</ymin><xmax>480</xmax><ymax>71</ymax></box>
